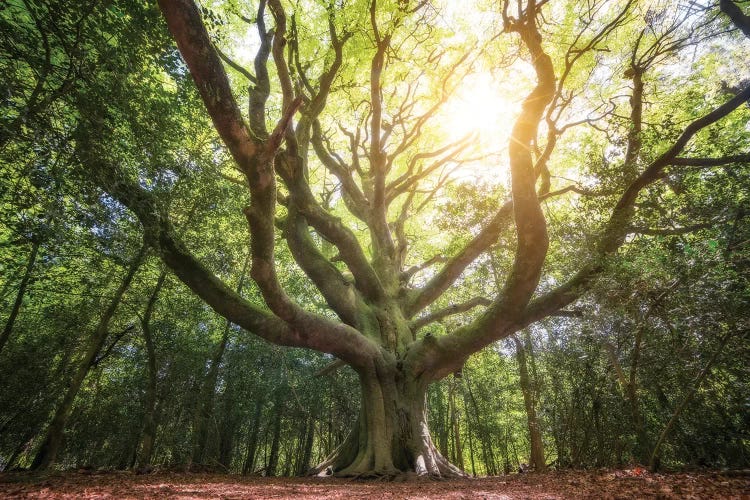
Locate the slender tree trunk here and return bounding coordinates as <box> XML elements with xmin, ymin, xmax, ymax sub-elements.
<box><xmin>296</xmin><ymin>414</ymin><xmax>316</xmax><ymax>475</ymax></box>
<box><xmin>216</xmin><ymin>343</ymin><xmax>243</xmax><ymax>471</ymax></box>
<box><xmin>0</xmin><ymin>239</ymin><xmax>39</xmax><ymax>354</ymax></box>
<box><xmin>604</xmin><ymin>341</ymin><xmax>648</xmax><ymax>463</ymax></box>
<box><xmin>191</xmin><ymin>255</ymin><xmax>248</xmax><ymax>466</ymax></box>
<box><xmin>434</xmin><ymin>388</ymin><xmax>449</xmax><ymax>458</ymax></box>
<box><xmin>136</xmin><ymin>271</ymin><xmax>167</xmax><ymax>469</ymax></box>
<box><xmin>512</xmin><ymin>334</ymin><xmax>546</xmax><ymax>471</ymax></box>
<box><xmin>190</xmin><ymin>324</ymin><xmax>230</xmax><ymax>465</ymax></box>
<box><xmin>649</xmin><ymin>331</ymin><xmax>732</xmax><ymax>471</ymax></box>
<box><xmin>266</xmin><ymin>391</ymin><xmax>285</xmax><ymax>476</ymax></box>
<box><xmin>465</xmin><ymin>413</ymin><xmax>476</xmax><ymax>477</ymax></box>
<box><xmin>463</xmin><ymin>373</ymin><xmax>494</xmax><ymax>475</ymax></box>
<box><xmin>448</xmin><ymin>378</ymin><xmax>465</xmax><ymax>471</ymax></box>
<box><xmin>217</xmin><ymin>385</ymin><xmax>238</xmax><ymax>470</ymax></box>
<box><xmin>30</xmin><ymin>243</ymin><xmax>147</xmax><ymax>470</ymax></box>
<box><xmin>242</xmin><ymin>397</ymin><xmax>264</xmax><ymax>474</ymax></box>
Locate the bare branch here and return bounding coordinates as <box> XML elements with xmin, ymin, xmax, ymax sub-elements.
<box><xmin>628</xmin><ymin>222</ymin><xmax>715</xmax><ymax>236</ymax></box>
<box><xmin>410</xmin><ymin>297</ymin><xmax>492</xmax><ymax>331</ymax></box>
<box><xmin>214</xmin><ymin>45</ymin><xmax>257</xmax><ymax>83</ymax></box>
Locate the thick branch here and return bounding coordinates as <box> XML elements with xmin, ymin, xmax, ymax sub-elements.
<box><xmin>406</xmin><ymin>201</ymin><xmax>513</xmax><ymax>316</ymax></box>
<box><xmin>670</xmin><ymin>153</ymin><xmax>750</xmax><ymax>167</ymax></box>
<box><xmin>282</xmin><ymin>208</ymin><xmax>370</xmax><ymax>329</ymax></box>
<box><xmin>720</xmin><ymin>0</ymin><xmax>750</xmax><ymax>38</ymax></box>
<box><xmin>524</xmin><ymin>84</ymin><xmax>750</xmax><ymax>326</ymax></box>
<box><xmin>215</xmin><ymin>45</ymin><xmax>257</xmax><ymax>83</ymax></box>
<box><xmin>409</xmin><ymin>19</ymin><xmax>750</xmax><ymax>382</ymax></box>
<box><xmin>157</xmin><ymin>0</ymin><xmax>258</xmax><ymax>169</ymax></box>
<box><xmin>92</xmin><ymin>160</ymin><xmax>377</xmax><ymax>370</ymax></box>
<box><xmin>406</xmin><ymin>183</ymin><xmax>587</xmax><ymax>317</ymax></box>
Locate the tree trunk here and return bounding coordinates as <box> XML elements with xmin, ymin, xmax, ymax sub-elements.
<box><xmin>242</xmin><ymin>397</ymin><xmax>264</xmax><ymax>474</ymax></box>
<box><xmin>296</xmin><ymin>414</ymin><xmax>316</xmax><ymax>476</ymax></box>
<box><xmin>266</xmin><ymin>391</ymin><xmax>284</xmax><ymax>476</ymax></box>
<box><xmin>448</xmin><ymin>378</ymin><xmax>465</xmax><ymax>471</ymax></box>
<box><xmin>190</xmin><ymin>323</ymin><xmax>230</xmax><ymax>466</ymax></box>
<box><xmin>192</xmin><ymin>254</ymin><xmax>248</xmax><ymax>466</ymax></box>
<box><xmin>649</xmin><ymin>331</ymin><xmax>732</xmax><ymax>471</ymax></box>
<box><xmin>136</xmin><ymin>271</ymin><xmax>167</xmax><ymax>469</ymax></box>
<box><xmin>512</xmin><ymin>334</ymin><xmax>546</xmax><ymax>471</ymax></box>
<box><xmin>0</xmin><ymin>239</ymin><xmax>39</xmax><ymax>354</ymax></box>
<box><xmin>30</xmin><ymin>243</ymin><xmax>147</xmax><ymax>470</ymax></box>
<box><xmin>312</xmin><ymin>360</ymin><xmax>466</xmax><ymax>478</ymax></box>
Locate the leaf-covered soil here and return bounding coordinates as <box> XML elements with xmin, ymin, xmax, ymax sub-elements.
<box><xmin>0</xmin><ymin>468</ymin><xmax>747</xmax><ymax>499</ymax></box>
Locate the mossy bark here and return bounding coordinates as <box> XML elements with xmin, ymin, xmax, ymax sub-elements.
<box><xmin>313</xmin><ymin>357</ymin><xmax>465</xmax><ymax>478</ymax></box>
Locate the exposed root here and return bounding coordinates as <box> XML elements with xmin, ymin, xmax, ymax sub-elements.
<box><xmin>333</xmin><ymin>469</ymin><xmax>463</xmax><ymax>482</ymax></box>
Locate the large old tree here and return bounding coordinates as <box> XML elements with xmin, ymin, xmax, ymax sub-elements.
<box><xmin>82</xmin><ymin>0</ymin><xmax>750</xmax><ymax>477</ymax></box>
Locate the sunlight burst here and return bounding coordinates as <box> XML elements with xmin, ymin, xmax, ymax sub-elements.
<box><xmin>440</xmin><ymin>72</ymin><xmax>520</xmax><ymax>183</ymax></box>
<box><xmin>444</xmin><ymin>72</ymin><xmax>518</xmax><ymax>141</ymax></box>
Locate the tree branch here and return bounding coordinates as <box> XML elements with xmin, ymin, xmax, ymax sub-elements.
<box><xmin>410</xmin><ymin>297</ymin><xmax>492</xmax><ymax>332</ymax></box>
<box><xmin>214</xmin><ymin>45</ymin><xmax>257</xmax><ymax>83</ymax></box>
<box><xmin>720</xmin><ymin>0</ymin><xmax>750</xmax><ymax>38</ymax></box>
<box><xmin>670</xmin><ymin>153</ymin><xmax>750</xmax><ymax>167</ymax></box>
<box><xmin>157</xmin><ymin>0</ymin><xmax>259</xmax><ymax>171</ymax></box>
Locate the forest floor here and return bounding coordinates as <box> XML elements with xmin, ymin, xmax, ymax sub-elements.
<box><xmin>0</xmin><ymin>468</ymin><xmax>748</xmax><ymax>499</ymax></box>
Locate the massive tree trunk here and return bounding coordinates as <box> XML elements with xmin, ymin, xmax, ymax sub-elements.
<box><xmin>136</xmin><ymin>271</ymin><xmax>167</xmax><ymax>470</ymax></box>
<box><xmin>313</xmin><ymin>359</ymin><xmax>465</xmax><ymax>478</ymax></box>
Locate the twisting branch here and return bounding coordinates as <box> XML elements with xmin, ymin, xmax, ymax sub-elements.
<box><xmin>405</xmin><ymin>182</ymin><xmax>593</xmax><ymax>317</ymax></box>
<box><xmin>405</xmin><ymin>0</ymin><xmax>556</xmax><ymax>379</ymax></box>
<box><xmin>153</xmin><ymin>0</ymin><xmax>381</xmax><ymax>370</ymax></box>
<box><xmin>157</xmin><ymin>0</ymin><xmax>258</xmax><ymax>171</ymax></box>
<box><xmin>401</xmin><ymin>255</ymin><xmax>448</xmax><ymax>282</ymax></box>
<box><xmin>523</xmin><ymin>84</ymin><xmax>750</xmax><ymax>326</ymax></box>
<box><xmin>410</xmin><ymin>297</ymin><xmax>492</xmax><ymax>332</ymax></box>
<box><xmin>91</xmin><ymin>324</ymin><xmax>136</xmax><ymax>367</ymax></box>
<box><xmin>311</xmin><ymin>120</ymin><xmax>370</xmax><ymax>221</ymax></box>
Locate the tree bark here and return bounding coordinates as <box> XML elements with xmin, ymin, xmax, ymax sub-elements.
<box><xmin>649</xmin><ymin>331</ymin><xmax>732</xmax><ymax>470</ymax></box>
<box><xmin>30</xmin><ymin>243</ymin><xmax>147</xmax><ymax>470</ymax></box>
<box><xmin>312</xmin><ymin>358</ymin><xmax>466</xmax><ymax>478</ymax></box>
<box><xmin>512</xmin><ymin>334</ymin><xmax>546</xmax><ymax>471</ymax></box>
<box><xmin>190</xmin><ymin>322</ymin><xmax>231</xmax><ymax>466</ymax></box>
<box><xmin>192</xmin><ymin>254</ymin><xmax>248</xmax><ymax>466</ymax></box>
<box><xmin>242</xmin><ymin>397</ymin><xmax>264</xmax><ymax>475</ymax></box>
<box><xmin>296</xmin><ymin>414</ymin><xmax>316</xmax><ymax>476</ymax></box>
<box><xmin>266</xmin><ymin>391</ymin><xmax>285</xmax><ymax>477</ymax></box>
<box><xmin>136</xmin><ymin>271</ymin><xmax>167</xmax><ymax>469</ymax></box>
<box><xmin>0</xmin><ymin>239</ymin><xmax>39</xmax><ymax>355</ymax></box>
<box><xmin>448</xmin><ymin>378</ymin><xmax>465</xmax><ymax>471</ymax></box>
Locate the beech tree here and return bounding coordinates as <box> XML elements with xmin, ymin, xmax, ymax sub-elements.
<box><xmin>72</xmin><ymin>0</ymin><xmax>750</xmax><ymax>477</ymax></box>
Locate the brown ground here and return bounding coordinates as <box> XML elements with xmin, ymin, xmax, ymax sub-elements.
<box><xmin>0</xmin><ymin>468</ymin><xmax>748</xmax><ymax>499</ymax></box>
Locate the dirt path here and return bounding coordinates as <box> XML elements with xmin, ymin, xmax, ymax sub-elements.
<box><xmin>0</xmin><ymin>469</ymin><xmax>747</xmax><ymax>499</ymax></box>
